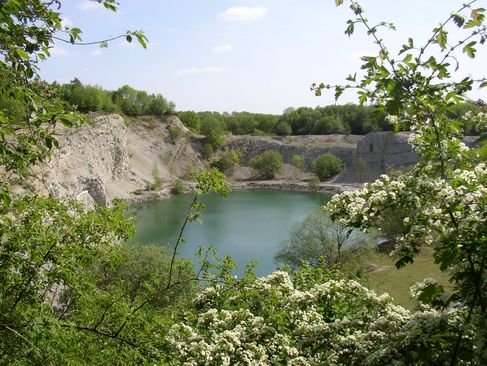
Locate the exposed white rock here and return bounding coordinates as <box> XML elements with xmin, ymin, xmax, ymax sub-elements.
<box><xmin>28</xmin><ymin>114</ymin><xmax>203</xmax><ymax>205</ymax></box>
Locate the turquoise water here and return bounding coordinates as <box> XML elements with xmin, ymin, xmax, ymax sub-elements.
<box><xmin>128</xmin><ymin>190</ymin><xmax>330</xmax><ymax>276</ymax></box>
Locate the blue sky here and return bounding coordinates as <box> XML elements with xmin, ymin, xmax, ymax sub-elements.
<box><xmin>40</xmin><ymin>0</ymin><xmax>487</xmax><ymax>114</ymax></box>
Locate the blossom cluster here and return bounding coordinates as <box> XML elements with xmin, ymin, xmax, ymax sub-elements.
<box><xmin>167</xmin><ymin>270</ymin><xmax>467</xmax><ymax>365</ymax></box>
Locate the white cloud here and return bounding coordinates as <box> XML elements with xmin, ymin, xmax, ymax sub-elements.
<box><xmin>212</xmin><ymin>44</ymin><xmax>232</xmax><ymax>53</ymax></box>
<box><xmin>219</xmin><ymin>7</ymin><xmax>267</xmax><ymax>22</ymax></box>
<box><xmin>49</xmin><ymin>47</ymin><xmax>80</xmax><ymax>57</ymax></box>
<box><xmin>91</xmin><ymin>49</ymin><xmax>102</xmax><ymax>56</ymax></box>
<box><xmin>177</xmin><ymin>67</ymin><xmax>228</xmax><ymax>76</ymax></box>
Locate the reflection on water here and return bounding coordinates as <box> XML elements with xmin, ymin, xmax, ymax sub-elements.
<box><xmin>127</xmin><ymin>190</ymin><xmax>330</xmax><ymax>276</ymax></box>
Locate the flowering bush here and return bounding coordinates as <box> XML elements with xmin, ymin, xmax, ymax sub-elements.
<box><xmin>320</xmin><ymin>1</ymin><xmax>487</xmax><ymax>364</ymax></box>
<box><xmin>167</xmin><ymin>268</ymin><xmax>472</xmax><ymax>365</ymax></box>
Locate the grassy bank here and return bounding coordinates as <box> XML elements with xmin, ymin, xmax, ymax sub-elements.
<box><xmin>364</xmin><ymin>249</ymin><xmax>451</xmax><ymax>308</ymax></box>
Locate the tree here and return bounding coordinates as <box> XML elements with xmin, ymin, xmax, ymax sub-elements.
<box><xmin>112</xmin><ymin>85</ymin><xmax>146</xmax><ymax>116</ymax></box>
<box><xmin>311</xmin><ymin>152</ymin><xmax>344</xmax><ymax>181</ymax></box>
<box><xmin>200</xmin><ymin>112</ymin><xmax>226</xmax><ymax>151</ymax></box>
<box><xmin>274</xmin><ymin>212</ymin><xmax>372</xmax><ymax>270</ymax></box>
<box><xmin>275</xmin><ymin>120</ymin><xmax>292</xmax><ymax>136</ymax></box>
<box><xmin>0</xmin><ymin>1</ymin><xmax>158</xmax><ymax>363</ymax></box>
<box><xmin>321</xmin><ymin>1</ymin><xmax>487</xmax><ymax>363</ymax></box>
<box><xmin>178</xmin><ymin>111</ymin><xmax>201</xmax><ymax>133</ymax></box>
<box><xmin>148</xmin><ymin>93</ymin><xmax>174</xmax><ymax>116</ymax></box>
<box><xmin>249</xmin><ymin>150</ymin><xmax>283</xmax><ymax>179</ymax></box>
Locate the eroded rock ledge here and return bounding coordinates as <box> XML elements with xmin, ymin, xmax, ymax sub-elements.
<box><xmin>21</xmin><ymin>114</ymin><xmax>466</xmax><ymax>205</ymax></box>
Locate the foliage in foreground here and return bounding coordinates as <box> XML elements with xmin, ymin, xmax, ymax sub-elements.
<box><xmin>322</xmin><ymin>0</ymin><xmax>487</xmax><ymax>364</ymax></box>
<box><xmin>167</xmin><ymin>268</ymin><xmax>470</xmax><ymax>366</ymax></box>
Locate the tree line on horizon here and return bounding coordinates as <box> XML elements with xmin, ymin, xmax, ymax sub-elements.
<box><xmin>57</xmin><ymin>78</ymin><xmax>176</xmax><ymax>117</ymax></box>
<box><xmin>178</xmin><ymin>105</ymin><xmax>392</xmax><ymax>137</ymax></box>
<box><xmin>35</xmin><ymin>79</ymin><xmax>484</xmax><ymax>139</ymax></box>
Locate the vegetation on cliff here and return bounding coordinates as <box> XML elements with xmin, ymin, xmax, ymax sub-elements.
<box><xmin>58</xmin><ymin>78</ymin><xmax>176</xmax><ymax>117</ymax></box>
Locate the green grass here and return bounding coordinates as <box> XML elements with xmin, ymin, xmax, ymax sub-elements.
<box><xmin>364</xmin><ymin>249</ymin><xmax>451</xmax><ymax>309</ymax></box>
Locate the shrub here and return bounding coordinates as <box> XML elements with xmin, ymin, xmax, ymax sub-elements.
<box><xmin>291</xmin><ymin>154</ymin><xmax>306</xmax><ymax>171</ymax></box>
<box><xmin>211</xmin><ymin>149</ymin><xmax>242</xmax><ymax>174</ymax></box>
<box><xmin>171</xmin><ymin>180</ymin><xmax>185</xmax><ymax>194</ymax></box>
<box><xmin>177</xmin><ymin>111</ymin><xmax>201</xmax><ymax>133</ymax></box>
<box><xmin>201</xmin><ymin>144</ymin><xmax>213</xmax><ymax>159</ymax></box>
<box><xmin>308</xmin><ymin>175</ymin><xmax>320</xmax><ymax>190</ymax></box>
<box><xmin>168</xmin><ymin>126</ymin><xmax>181</xmax><ymax>144</ymax></box>
<box><xmin>275</xmin><ymin>121</ymin><xmax>292</xmax><ymax>136</ymax></box>
<box><xmin>311</xmin><ymin>153</ymin><xmax>344</xmax><ymax>181</ymax></box>
<box><xmin>249</xmin><ymin>150</ymin><xmax>283</xmax><ymax>179</ymax></box>
<box><xmin>146</xmin><ymin>164</ymin><xmax>163</xmax><ymax>191</ymax></box>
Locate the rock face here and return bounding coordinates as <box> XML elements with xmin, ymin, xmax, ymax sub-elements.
<box><xmin>25</xmin><ymin>114</ymin><xmax>473</xmax><ymax>204</ymax></box>
<box><xmin>341</xmin><ymin>131</ymin><xmax>418</xmax><ymax>183</ymax></box>
<box><xmin>228</xmin><ymin>132</ymin><xmax>419</xmax><ymax>183</ymax></box>
<box><xmin>29</xmin><ymin>114</ymin><xmax>204</xmax><ymax>205</ymax></box>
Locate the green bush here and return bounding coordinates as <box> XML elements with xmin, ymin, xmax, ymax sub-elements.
<box><xmin>291</xmin><ymin>154</ymin><xmax>306</xmax><ymax>171</ymax></box>
<box><xmin>201</xmin><ymin>144</ymin><xmax>214</xmax><ymax>159</ymax></box>
<box><xmin>249</xmin><ymin>150</ymin><xmax>283</xmax><ymax>179</ymax></box>
<box><xmin>178</xmin><ymin>111</ymin><xmax>201</xmax><ymax>133</ymax></box>
<box><xmin>308</xmin><ymin>175</ymin><xmax>320</xmax><ymax>190</ymax></box>
<box><xmin>169</xmin><ymin>126</ymin><xmax>181</xmax><ymax>144</ymax></box>
<box><xmin>146</xmin><ymin>164</ymin><xmax>163</xmax><ymax>191</ymax></box>
<box><xmin>311</xmin><ymin>153</ymin><xmax>344</xmax><ymax>181</ymax></box>
<box><xmin>211</xmin><ymin>149</ymin><xmax>242</xmax><ymax>174</ymax></box>
<box><xmin>171</xmin><ymin>180</ymin><xmax>185</xmax><ymax>194</ymax></box>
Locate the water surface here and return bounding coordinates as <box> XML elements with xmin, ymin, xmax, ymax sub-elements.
<box><xmin>128</xmin><ymin>190</ymin><xmax>330</xmax><ymax>276</ymax></box>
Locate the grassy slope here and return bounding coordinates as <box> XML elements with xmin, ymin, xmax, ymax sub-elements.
<box><xmin>364</xmin><ymin>249</ymin><xmax>451</xmax><ymax>309</ymax></box>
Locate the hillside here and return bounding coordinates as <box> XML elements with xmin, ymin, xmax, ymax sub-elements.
<box><xmin>17</xmin><ymin>113</ymin><xmax>475</xmax><ymax>205</ymax></box>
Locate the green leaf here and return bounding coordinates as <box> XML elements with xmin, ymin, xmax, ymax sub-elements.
<box><xmin>15</xmin><ymin>48</ymin><xmax>29</xmax><ymax>59</ymax></box>
<box><xmin>462</xmin><ymin>41</ymin><xmax>477</xmax><ymax>58</ymax></box>
<box><xmin>346</xmin><ymin>73</ymin><xmax>356</xmax><ymax>82</ymax></box>
<box><xmin>465</xmin><ymin>8</ymin><xmax>485</xmax><ymax>28</ymax></box>
<box><xmin>0</xmin><ymin>187</ymin><xmax>11</xmax><ymax>207</ymax></box>
<box><xmin>434</xmin><ymin>28</ymin><xmax>448</xmax><ymax>50</ymax></box>
<box><xmin>335</xmin><ymin>0</ymin><xmax>344</xmax><ymax>6</ymax></box>
<box><xmin>133</xmin><ymin>32</ymin><xmax>147</xmax><ymax>49</ymax></box>
<box><xmin>345</xmin><ymin>20</ymin><xmax>354</xmax><ymax>37</ymax></box>
<box><xmin>358</xmin><ymin>91</ymin><xmax>367</xmax><ymax>105</ymax></box>
<box><xmin>475</xmin><ymin>132</ymin><xmax>487</xmax><ymax>146</ymax></box>
<box><xmin>126</xmin><ymin>34</ymin><xmax>133</xmax><ymax>43</ymax></box>
<box><xmin>333</xmin><ymin>86</ymin><xmax>345</xmax><ymax>101</ymax></box>
<box><xmin>417</xmin><ymin>283</ymin><xmax>444</xmax><ymax>305</ymax></box>
<box><xmin>402</xmin><ymin>53</ymin><xmax>412</xmax><ymax>63</ymax></box>
<box><xmin>452</xmin><ymin>13</ymin><xmax>465</xmax><ymax>27</ymax></box>
<box><xmin>479</xmin><ymin>144</ymin><xmax>487</xmax><ymax>160</ymax></box>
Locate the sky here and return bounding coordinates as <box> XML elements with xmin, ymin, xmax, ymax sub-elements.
<box><xmin>40</xmin><ymin>0</ymin><xmax>487</xmax><ymax>114</ymax></box>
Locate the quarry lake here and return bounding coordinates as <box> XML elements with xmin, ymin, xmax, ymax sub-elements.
<box><xmin>128</xmin><ymin>190</ymin><xmax>330</xmax><ymax>276</ymax></box>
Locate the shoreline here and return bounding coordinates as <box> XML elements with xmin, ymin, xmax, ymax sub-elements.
<box><xmin>124</xmin><ymin>180</ymin><xmax>362</xmax><ymax>204</ymax></box>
